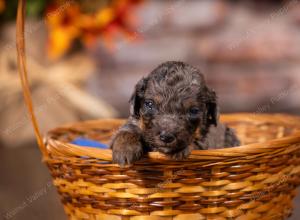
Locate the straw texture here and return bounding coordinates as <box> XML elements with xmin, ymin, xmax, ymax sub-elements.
<box><xmin>44</xmin><ymin>114</ymin><xmax>300</xmax><ymax>220</ymax></box>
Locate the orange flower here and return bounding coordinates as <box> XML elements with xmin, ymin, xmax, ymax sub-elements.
<box><xmin>46</xmin><ymin>0</ymin><xmax>143</xmax><ymax>59</ymax></box>
<box><xmin>46</xmin><ymin>3</ymin><xmax>81</xmax><ymax>59</ymax></box>
<box><xmin>0</xmin><ymin>0</ymin><xmax>5</xmax><ymax>13</ymax></box>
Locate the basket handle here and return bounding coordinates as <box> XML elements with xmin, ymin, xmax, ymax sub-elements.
<box><xmin>16</xmin><ymin>0</ymin><xmax>48</xmax><ymax>157</ymax></box>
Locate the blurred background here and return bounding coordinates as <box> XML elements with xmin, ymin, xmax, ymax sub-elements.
<box><xmin>1</xmin><ymin>0</ymin><xmax>300</xmax><ymax>219</ymax></box>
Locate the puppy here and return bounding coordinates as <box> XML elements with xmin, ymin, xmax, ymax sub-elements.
<box><xmin>110</xmin><ymin>61</ymin><xmax>240</xmax><ymax>166</ymax></box>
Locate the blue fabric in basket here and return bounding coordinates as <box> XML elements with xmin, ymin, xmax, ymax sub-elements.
<box><xmin>71</xmin><ymin>137</ymin><xmax>108</xmax><ymax>149</ymax></box>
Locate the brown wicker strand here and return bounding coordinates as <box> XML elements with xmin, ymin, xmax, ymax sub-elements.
<box><xmin>16</xmin><ymin>0</ymin><xmax>47</xmax><ymax>156</ymax></box>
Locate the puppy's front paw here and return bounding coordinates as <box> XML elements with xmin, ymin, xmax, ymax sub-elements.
<box><xmin>111</xmin><ymin>131</ymin><xmax>143</xmax><ymax>166</ymax></box>
<box><xmin>169</xmin><ymin>147</ymin><xmax>191</xmax><ymax>160</ymax></box>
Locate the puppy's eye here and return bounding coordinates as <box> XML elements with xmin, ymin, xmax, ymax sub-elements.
<box><xmin>144</xmin><ymin>100</ymin><xmax>155</xmax><ymax>110</ymax></box>
<box><xmin>189</xmin><ymin>107</ymin><xmax>200</xmax><ymax>115</ymax></box>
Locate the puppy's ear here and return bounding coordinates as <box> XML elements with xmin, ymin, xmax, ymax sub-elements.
<box><xmin>205</xmin><ymin>86</ymin><xmax>218</xmax><ymax>127</ymax></box>
<box><xmin>129</xmin><ymin>77</ymin><xmax>147</xmax><ymax>118</ymax></box>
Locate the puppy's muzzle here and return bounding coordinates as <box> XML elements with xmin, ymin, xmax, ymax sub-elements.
<box><xmin>159</xmin><ymin>131</ymin><xmax>175</xmax><ymax>144</ymax></box>
<box><xmin>153</xmin><ymin>115</ymin><xmax>182</xmax><ymax>146</ymax></box>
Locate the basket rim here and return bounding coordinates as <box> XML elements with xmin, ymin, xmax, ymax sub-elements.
<box><xmin>44</xmin><ymin>113</ymin><xmax>300</xmax><ymax>162</ymax></box>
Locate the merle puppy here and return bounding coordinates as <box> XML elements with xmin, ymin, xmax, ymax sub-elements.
<box><xmin>111</xmin><ymin>61</ymin><xmax>240</xmax><ymax>166</ymax></box>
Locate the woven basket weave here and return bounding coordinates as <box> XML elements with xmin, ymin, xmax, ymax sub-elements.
<box><xmin>16</xmin><ymin>0</ymin><xmax>300</xmax><ymax>219</ymax></box>
<box><xmin>44</xmin><ymin>115</ymin><xmax>300</xmax><ymax>220</ymax></box>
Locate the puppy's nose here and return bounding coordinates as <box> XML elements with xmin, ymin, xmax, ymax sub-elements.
<box><xmin>159</xmin><ymin>131</ymin><xmax>175</xmax><ymax>143</ymax></box>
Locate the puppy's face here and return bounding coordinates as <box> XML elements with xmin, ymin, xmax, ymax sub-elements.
<box><xmin>130</xmin><ymin>62</ymin><xmax>217</xmax><ymax>156</ymax></box>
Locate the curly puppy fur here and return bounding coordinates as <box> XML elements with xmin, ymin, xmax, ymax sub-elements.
<box><xmin>111</xmin><ymin>61</ymin><xmax>240</xmax><ymax>166</ymax></box>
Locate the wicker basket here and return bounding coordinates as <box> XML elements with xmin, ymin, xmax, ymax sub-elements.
<box><xmin>44</xmin><ymin>115</ymin><xmax>300</xmax><ymax>220</ymax></box>
<box><xmin>16</xmin><ymin>1</ymin><xmax>300</xmax><ymax>219</ymax></box>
